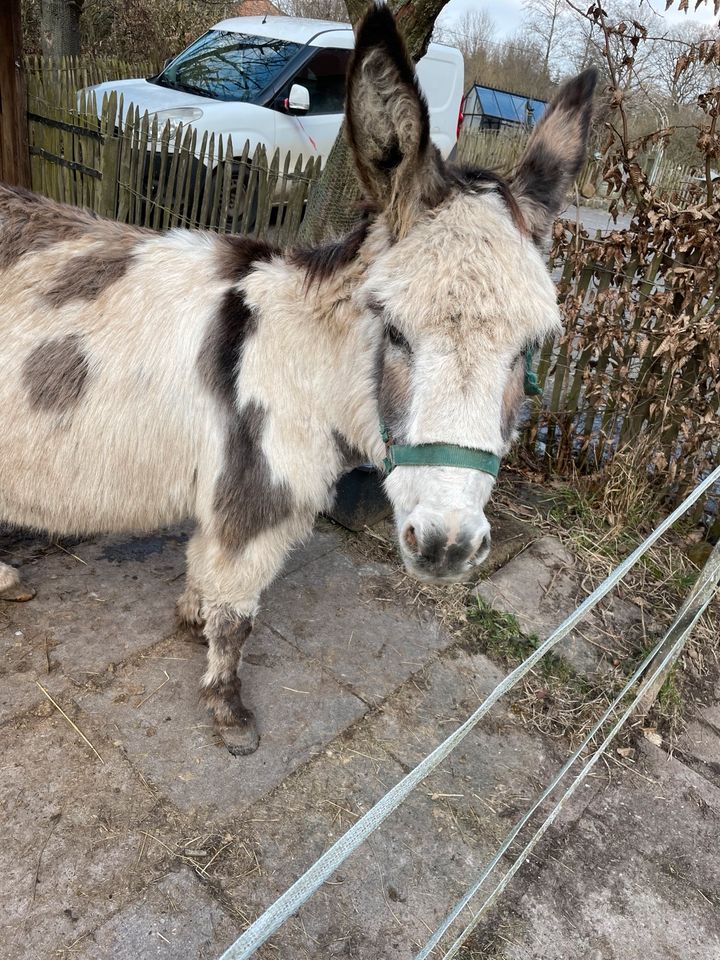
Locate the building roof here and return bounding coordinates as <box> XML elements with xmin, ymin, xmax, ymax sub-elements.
<box><xmin>231</xmin><ymin>0</ymin><xmax>283</xmax><ymax>16</ymax></box>
<box><xmin>466</xmin><ymin>83</ymin><xmax>547</xmax><ymax>126</ymax></box>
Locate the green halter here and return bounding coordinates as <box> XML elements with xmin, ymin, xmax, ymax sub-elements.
<box><xmin>382</xmin><ymin>348</ymin><xmax>541</xmax><ymax>478</ymax></box>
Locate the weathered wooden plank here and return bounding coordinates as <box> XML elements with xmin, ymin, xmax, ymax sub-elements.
<box><xmin>98</xmin><ymin>91</ymin><xmax>120</xmax><ymax>217</ymax></box>
<box><xmin>0</xmin><ymin>0</ymin><xmax>31</xmax><ymax>187</ymax></box>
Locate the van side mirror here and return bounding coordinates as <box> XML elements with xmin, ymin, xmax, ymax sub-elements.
<box><xmin>286</xmin><ymin>83</ymin><xmax>310</xmax><ymax>114</ymax></box>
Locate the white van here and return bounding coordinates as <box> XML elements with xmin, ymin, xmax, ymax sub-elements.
<box><xmin>83</xmin><ymin>16</ymin><xmax>464</xmax><ymax>166</ymax></box>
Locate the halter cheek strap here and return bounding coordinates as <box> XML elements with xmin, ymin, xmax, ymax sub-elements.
<box><xmin>381</xmin><ymin>349</ymin><xmax>540</xmax><ymax>478</ymax></box>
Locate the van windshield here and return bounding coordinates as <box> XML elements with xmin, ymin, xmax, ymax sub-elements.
<box><xmin>150</xmin><ymin>31</ymin><xmax>302</xmax><ymax>102</ymax></box>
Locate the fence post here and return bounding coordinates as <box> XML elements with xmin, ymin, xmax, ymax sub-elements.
<box><xmin>0</xmin><ymin>0</ymin><xmax>31</xmax><ymax>188</ymax></box>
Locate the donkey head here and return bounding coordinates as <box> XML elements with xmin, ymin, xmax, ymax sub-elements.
<box><xmin>346</xmin><ymin>6</ymin><xmax>596</xmax><ymax>582</ymax></box>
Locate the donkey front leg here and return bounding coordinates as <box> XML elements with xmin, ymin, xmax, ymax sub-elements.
<box><xmin>202</xmin><ymin>603</ymin><xmax>259</xmax><ymax>756</ymax></box>
<box><xmin>0</xmin><ymin>561</ymin><xmax>35</xmax><ymax>602</ymax></box>
<box><xmin>176</xmin><ymin>529</ymin><xmax>208</xmax><ymax>639</ymax></box>
<box><xmin>193</xmin><ymin>529</ymin><xmax>291</xmax><ymax>757</ymax></box>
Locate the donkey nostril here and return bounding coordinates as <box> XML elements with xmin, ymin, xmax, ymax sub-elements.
<box><xmin>404</xmin><ymin>524</ymin><xmax>418</xmax><ymax>552</ymax></box>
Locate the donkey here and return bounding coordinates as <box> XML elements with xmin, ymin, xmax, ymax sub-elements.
<box><xmin>0</xmin><ymin>6</ymin><xmax>595</xmax><ymax>754</ymax></box>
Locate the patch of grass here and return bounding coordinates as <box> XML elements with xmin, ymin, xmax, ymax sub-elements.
<box><xmin>464</xmin><ymin>598</ymin><xmax>574</xmax><ymax>684</ymax></box>
<box><xmin>653</xmin><ymin>669</ymin><xmax>684</xmax><ymax>732</ymax></box>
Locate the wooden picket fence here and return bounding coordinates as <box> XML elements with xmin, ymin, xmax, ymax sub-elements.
<box><xmin>457</xmin><ymin>127</ymin><xmax>602</xmax><ymax>200</ymax></box>
<box><xmin>456</xmin><ymin>128</ymin><xmax>527</xmax><ymax>172</ymax></box>
<box><xmin>25</xmin><ymin>55</ymin><xmax>322</xmax><ymax>242</ymax></box>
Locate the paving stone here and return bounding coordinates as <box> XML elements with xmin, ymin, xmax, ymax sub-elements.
<box><xmin>262</xmin><ymin>549</ymin><xmax>451</xmax><ymax>704</ymax></box>
<box><xmin>0</xmin><ymin>714</ymin><xmax>165</xmax><ymax>960</ymax></box>
<box><xmin>365</xmin><ymin>651</ymin><xmax>565</xmax><ymax>825</ymax></box>
<box><xmin>0</xmin><ymin>528</ymin><xmax>188</xmax><ymax>724</ymax></box>
<box><xmin>214</xmin><ymin>720</ymin><xmax>514</xmax><ymax>960</ymax></box>
<box><xmin>677</xmin><ymin>717</ymin><xmax>720</xmax><ymax>773</ymax></box>
<box><xmin>70</xmin><ymin>868</ymin><xmax>237</xmax><ymax>960</ymax></box>
<box><xmin>489</xmin><ymin>743</ymin><xmax>720</xmax><ymax>960</ymax></box>
<box><xmin>281</xmin><ymin>519</ymin><xmax>344</xmax><ymax>577</ymax></box>
<box><xmin>78</xmin><ymin>627</ymin><xmax>367</xmax><ymax>822</ymax></box>
<box><xmin>474</xmin><ymin>536</ymin><xmax>611</xmax><ymax>675</ymax></box>
<box><xmin>0</xmin><ymin>522</ymin><xmax>345</xmax><ymax>726</ymax></box>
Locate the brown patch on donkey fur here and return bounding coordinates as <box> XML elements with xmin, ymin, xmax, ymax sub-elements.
<box><xmin>23</xmin><ymin>333</ymin><xmax>90</xmax><ymax>412</ymax></box>
<box><xmin>44</xmin><ymin>241</ymin><xmax>136</xmax><ymax>307</ymax></box>
<box><xmin>0</xmin><ymin>184</ymin><xmax>94</xmax><ymax>271</ymax></box>
<box><xmin>213</xmin><ymin>401</ymin><xmax>293</xmax><ymax>551</ymax></box>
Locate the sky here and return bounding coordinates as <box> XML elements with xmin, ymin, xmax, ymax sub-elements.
<box><xmin>436</xmin><ymin>0</ymin><xmax>719</xmax><ymax>39</ymax></box>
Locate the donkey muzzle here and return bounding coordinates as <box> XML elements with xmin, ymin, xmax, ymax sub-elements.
<box><xmin>400</xmin><ymin>518</ymin><xmax>491</xmax><ymax>582</ymax></box>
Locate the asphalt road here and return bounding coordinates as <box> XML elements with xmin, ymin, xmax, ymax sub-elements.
<box><xmin>562</xmin><ymin>202</ymin><xmax>633</xmax><ymax>233</ymax></box>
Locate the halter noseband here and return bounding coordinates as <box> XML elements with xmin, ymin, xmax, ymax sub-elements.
<box><xmin>382</xmin><ymin>349</ymin><xmax>542</xmax><ymax>479</ymax></box>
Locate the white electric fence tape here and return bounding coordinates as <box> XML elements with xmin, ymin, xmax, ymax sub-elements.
<box><xmin>422</xmin><ymin>545</ymin><xmax>720</xmax><ymax>959</ymax></box>
<box><xmin>218</xmin><ymin>464</ymin><xmax>720</xmax><ymax>960</ymax></box>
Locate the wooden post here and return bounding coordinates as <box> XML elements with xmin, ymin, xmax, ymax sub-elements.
<box><xmin>0</xmin><ymin>0</ymin><xmax>31</xmax><ymax>187</ymax></box>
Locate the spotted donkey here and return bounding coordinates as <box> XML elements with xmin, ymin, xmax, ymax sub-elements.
<box><xmin>0</xmin><ymin>6</ymin><xmax>595</xmax><ymax>753</ymax></box>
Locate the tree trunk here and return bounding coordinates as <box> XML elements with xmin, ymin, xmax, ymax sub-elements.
<box><xmin>40</xmin><ymin>0</ymin><xmax>83</xmax><ymax>57</ymax></box>
<box><xmin>297</xmin><ymin>0</ymin><xmax>450</xmax><ymax>244</ymax></box>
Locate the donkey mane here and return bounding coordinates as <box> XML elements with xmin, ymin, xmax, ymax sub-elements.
<box><xmin>290</xmin><ymin>214</ymin><xmax>373</xmax><ymax>286</ymax></box>
<box><xmin>289</xmin><ymin>165</ymin><xmax>529</xmax><ymax>289</ymax></box>
<box><xmin>447</xmin><ymin>166</ymin><xmax>528</xmax><ymax>236</ymax></box>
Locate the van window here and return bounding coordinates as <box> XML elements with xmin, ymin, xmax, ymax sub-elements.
<box><xmin>283</xmin><ymin>49</ymin><xmax>351</xmax><ymax>115</ymax></box>
<box><xmin>150</xmin><ymin>30</ymin><xmax>302</xmax><ymax>102</ymax></box>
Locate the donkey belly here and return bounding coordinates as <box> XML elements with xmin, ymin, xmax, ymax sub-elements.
<box><xmin>0</xmin><ymin>389</ymin><xmax>208</xmax><ymax>537</ymax></box>
<box><xmin>0</xmin><ymin>300</ymin><xmax>219</xmax><ymax>538</ymax></box>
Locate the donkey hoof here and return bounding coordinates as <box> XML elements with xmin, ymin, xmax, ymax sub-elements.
<box><xmin>0</xmin><ymin>581</ymin><xmax>36</xmax><ymax>602</ymax></box>
<box><xmin>202</xmin><ymin>682</ymin><xmax>260</xmax><ymax>755</ymax></box>
<box><xmin>219</xmin><ymin>717</ymin><xmax>260</xmax><ymax>757</ymax></box>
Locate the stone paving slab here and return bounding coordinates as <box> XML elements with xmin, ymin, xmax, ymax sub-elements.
<box><xmin>473</xmin><ymin>536</ymin><xmax>646</xmax><ymax>676</ymax></box>
<box><xmin>280</xmin><ymin>520</ymin><xmax>345</xmax><ymax>577</ymax></box>
<box><xmin>212</xmin><ymin>721</ymin><xmax>511</xmax><ymax>960</ymax></box>
<box><xmin>677</xmin><ymin>709</ymin><xmax>720</xmax><ymax>781</ymax></box>
<box><xmin>366</xmin><ymin>651</ymin><xmax>565</xmax><ymax>825</ymax></box>
<box><xmin>70</xmin><ymin>868</ymin><xmax>238</xmax><ymax>960</ymax></box>
<box><xmin>490</xmin><ymin>742</ymin><xmax>720</xmax><ymax>960</ymax></box>
<box><xmin>0</xmin><ymin>528</ymin><xmax>188</xmax><ymax>725</ymax></box>
<box><xmin>78</xmin><ymin>627</ymin><xmax>367</xmax><ymax>822</ymax></box>
<box><xmin>262</xmin><ymin>549</ymin><xmax>449</xmax><ymax>705</ymax></box>
<box><xmin>207</xmin><ymin>649</ymin><xmax>561</xmax><ymax>960</ymax></box>
<box><xmin>0</xmin><ymin>712</ymin><xmax>167</xmax><ymax>960</ymax></box>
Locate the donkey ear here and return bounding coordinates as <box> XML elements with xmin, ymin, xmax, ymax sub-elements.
<box><xmin>345</xmin><ymin>4</ymin><xmax>446</xmax><ymax>237</ymax></box>
<box><xmin>511</xmin><ymin>69</ymin><xmax>597</xmax><ymax>243</ymax></box>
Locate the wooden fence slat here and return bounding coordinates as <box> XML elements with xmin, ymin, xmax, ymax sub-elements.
<box><xmin>229</xmin><ymin>139</ymin><xmax>251</xmax><ymax>235</ymax></box>
<box><xmin>179</xmin><ymin>127</ymin><xmax>199</xmax><ymax>229</ymax></box>
<box><xmin>141</xmin><ymin>113</ymin><xmax>159</xmax><ymax>228</ymax></box>
<box><xmin>98</xmin><ymin>91</ymin><xmax>119</xmax><ymax>217</ymax></box>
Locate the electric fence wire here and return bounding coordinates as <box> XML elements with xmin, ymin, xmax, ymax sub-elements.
<box><xmin>420</xmin><ymin>540</ymin><xmax>720</xmax><ymax>958</ymax></box>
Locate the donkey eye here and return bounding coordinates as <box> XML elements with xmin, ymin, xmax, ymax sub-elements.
<box><xmin>385</xmin><ymin>324</ymin><xmax>412</xmax><ymax>354</ymax></box>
